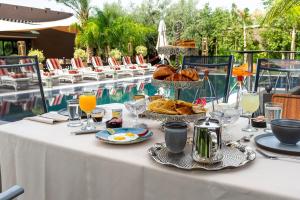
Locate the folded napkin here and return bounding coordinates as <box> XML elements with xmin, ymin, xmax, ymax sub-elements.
<box><xmin>25</xmin><ymin>112</ymin><xmax>69</xmax><ymax>124</ymax></box>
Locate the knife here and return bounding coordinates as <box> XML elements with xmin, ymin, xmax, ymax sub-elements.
<box><xmin>71</xmin><ymin>129</ymin><xmax>102</xmax><ymax>135</ymax></box>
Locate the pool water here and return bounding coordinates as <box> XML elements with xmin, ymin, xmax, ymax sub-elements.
<box><xmin>0</xmin><ymin>75</ymin><xmax>297</xmax><ymax>123</ymax></box>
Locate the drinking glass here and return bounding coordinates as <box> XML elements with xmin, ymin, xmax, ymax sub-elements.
<box><xmin>210</xmin><ymin>103</ymin><xmax>241</xmax><ymax>141</ymax></box>
<box><xmin>67</xmin><ymin>99</ymin><xmax>82</xmax><ymax>127</ymax></box>
<box><xmin>79</xmin><ymin>92</ymin><xmax>97</xmax><ymax>130</ymax></box>
<box><xmin>241</xmin><ymin>91</ymin><xmax>260</xmax><ymax>132</ymax></box>
<box><xmin>124</xmin><ymin>99</ymin><xmax>147</xmax><ymax>128</ymax></box>
<box><xmin>264</xmin><ymin>102</ymin><xmax>283</xmax><ymax>133</ymax></box>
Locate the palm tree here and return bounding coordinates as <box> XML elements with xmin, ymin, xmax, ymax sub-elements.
<box><xmin>264</xmin><ymin>0</ymin><xmax>300</xmax><ymax>23</ymax></box>
<box><xmin>56</xmin><ymin>0</ymin><xmax>91</xmax><ymax>25</ymax></box>
<box><xmin>56</xmin><ymin>0</ymin><xmax>93</xmax><ymax>60</ymax></box>
<box><xmin>264</xmin><ymin>0</ymin><xmax>300</xmax><ymax>59</ymax></box>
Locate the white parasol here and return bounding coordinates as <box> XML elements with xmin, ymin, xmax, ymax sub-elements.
<box><xmin>156</xmin><ymin>19</ymin><xmax>168</xmax><ymax>62</ymax></box>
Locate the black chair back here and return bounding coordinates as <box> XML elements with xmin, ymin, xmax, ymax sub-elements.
<box><xmin>0</xmin><ymin>56</ymin><xmax>47</xmax><ymax>122</ymax></box>
<box><xmin>254</xmin><ymin>58</ymin><xmax>300</xmax><ymax>92</ymax></box>
<box><xmin>182</xmin><ymin>55</ymin><xmax>234</xmax><ymax>102</ymax></box>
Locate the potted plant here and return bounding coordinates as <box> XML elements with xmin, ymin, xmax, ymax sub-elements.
<box><xmin>74</xmin><ymin>48</ymin><xmax>88</xmax><ymax>65</ymax></box>
<box><xmin>28</xmin><ymin>49</ymin><xmax>45</xmax><ymax>69</ymax></box>
<box><xmin>109</xmin><ymin>48</ymin><xmax>122</xmax><ymax>61</ymax></box>
<box><xmin>135</xmin><ymin>45</ymin><xmax>148</xmax><ymax>57</ymax></box>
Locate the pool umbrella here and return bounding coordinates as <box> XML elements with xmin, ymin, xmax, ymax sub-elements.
<box><xmin>156</xmin><ymin>19</ymin><xmax>168</xmax><ymax>62</ymax></box>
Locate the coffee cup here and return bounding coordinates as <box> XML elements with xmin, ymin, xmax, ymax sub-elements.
<box><xmin>164</xmin><ymin>122</ymin><xmax>187</xmax><ymax>153</ymax></box>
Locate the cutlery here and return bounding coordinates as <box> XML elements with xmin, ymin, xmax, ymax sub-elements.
<box><xmin>71</xmin><ymin>129</ymin><xmax>102</xmax><ymax>135</ymax></box>
<box><xmin>256</xmin><ymin>148</ymin><xmax>300</xmax><ymax>161</ymax></box>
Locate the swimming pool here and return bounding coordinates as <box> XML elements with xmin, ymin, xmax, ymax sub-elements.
<box><xmin>0</xmin><ymin>74</ymin><xmax>297</xmax><ymax>123</ymax></box>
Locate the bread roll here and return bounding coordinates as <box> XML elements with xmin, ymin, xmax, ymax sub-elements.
<box><xmin>165</xmin><ymin>73</ymin><xmax>191</xmax><ymax>81</ymax></box>
<box><xmin>153</xmin><ymin>67</ymin><xmax>175</xmax><ymax>80</ymax></box>
<box><xmin>180</xmin><ymin>68</ymin><xmax>199</xmax><ymax>81</ymax></box>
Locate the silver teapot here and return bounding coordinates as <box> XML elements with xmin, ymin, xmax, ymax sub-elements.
<box><xmin>192</xmin><ymin>118</ymin><xmax>223</xmax><ymax>163</ymax></box>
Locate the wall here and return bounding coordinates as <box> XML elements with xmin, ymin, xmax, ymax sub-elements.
<box><xmin>32</xmin><ymin>28</ymin><xmax>75</xmax><ymax>59</ymax></box>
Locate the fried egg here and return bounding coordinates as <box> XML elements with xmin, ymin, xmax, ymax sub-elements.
<box><xmin>108</xmin><ymin>133</ymin><xmax>138</xmax><ymax>142</ymax></box>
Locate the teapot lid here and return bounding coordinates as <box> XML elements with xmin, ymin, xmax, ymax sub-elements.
<box><xmin>195</xmin><ymin>117</ymin><xmax>220</xmax><ymax>129</ymax></box>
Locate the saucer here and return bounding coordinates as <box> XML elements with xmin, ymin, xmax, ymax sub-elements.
<box><xmin>255</xmin><ymin>133</ymin><xmax>300</xmax><ymax>155</ymax></box>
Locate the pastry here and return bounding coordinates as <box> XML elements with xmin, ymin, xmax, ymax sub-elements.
<box><xmin>147</xmin><ymin>99</ymin><xmax>202</xmax><ymax>115</ymax></box>
<box><xmin>175</xmin><ymin>106</ymin><xmax>193</xmax><ymax>115</ymax></box>
<box><xmin>165</xmin><ymin>73</ymin><xmax>191</xmax><ymax>81</ymax></box>
<box><xmin>192</xmin><ymin>105</ymin><xmax>207</xmax><ymax>114</ymax></box>
<box><xmin>149</xmin><ymin>95</ymin><xmax>163</xmax><ymax>101</ymax></box>
<box><xmin>180</xmin><ymin>68</ymin><xmax>199</xmax><ymax>81</ymax></box>
<box><xmin>153</xmin><ymin>66</ymin><xmax>175</xmax><ymax>80</ymax></box>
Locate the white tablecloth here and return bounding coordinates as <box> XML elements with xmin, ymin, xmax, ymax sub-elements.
<box><xmin>0</xmin><ymin>103</ymin><xmax>299</xmax><ymax>200</ymax></box>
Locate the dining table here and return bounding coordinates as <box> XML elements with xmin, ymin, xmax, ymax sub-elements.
<box><xmin>0</xmin><ymin>103</ymin><xmax>299</xmax><ymax>200</ymax></box>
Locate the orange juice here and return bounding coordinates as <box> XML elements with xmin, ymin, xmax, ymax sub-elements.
<box><xmin>79</xmin><ymin>95</ymin><xmax>96</xmax><ymax>114</ymax></box>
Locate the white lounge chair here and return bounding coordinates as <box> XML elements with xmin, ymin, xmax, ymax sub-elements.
<box><xmin>108</xmin><ymin>57</ymin><xmax>134</xmax><ymax>77</ymax></box>
<box><xmin>20</xmin><ymin>58</ymin><xmax>60</xmax><ymax>86</ymax></box>
<box><xmin>71</xmin><ymin>57</ymin><xmax>106</xmax><ymax>81</ymax></box>
<box><xmin>91</xmin><ymin>56</ymin><xmax>115</xmax><ymax>78</ymax></box>
<box><xmin>136</xmin><ymin>54</ymin><xmax>156</xmax><ymax>72</ymax></box>
<box><xmin>122</xmin><ymin>56</ymin><xmax>147</xmax><ymax>75</ymax></box>
<box><xmin>46</xmin><ymin>58</ymin><xmax>82</xmax><ymax>84</ymax></box>
<box><xmin>0</xmin><ymin>59</ymin><xmax>30</xmax><ymax>91</ymax></box>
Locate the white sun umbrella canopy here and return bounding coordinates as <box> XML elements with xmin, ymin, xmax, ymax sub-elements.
<box><xmin>156</xmin><ymin>19</ymin><xmax>168</xmax><ymax>63</ymax></box>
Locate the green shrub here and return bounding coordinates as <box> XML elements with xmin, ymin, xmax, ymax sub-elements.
<box><xmin>135</xmin><ymin>45</ymin><xmax>147</xmax><ymax>57</ymax></box>
<box><xmin>109</xmin><ymin>48</ymin><xmax>122</xmax><ymax>60</ymax></box>
<box><xmin>28</xmin><ymin>49</ymin><xmax>45</xmax><ymax>63</ymax></box>
<box><xmin>74</xmin><ymin>48</ymin><xmax>88</xmax><ymax>62</ymax></box>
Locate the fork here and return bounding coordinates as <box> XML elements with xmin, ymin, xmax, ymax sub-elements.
<box><xmin>256</xmin><ymin>149</ymin><xmax>300</xmax><ymax>161</ymax></box>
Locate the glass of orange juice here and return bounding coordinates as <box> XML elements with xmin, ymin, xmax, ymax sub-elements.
<box><xmin>79</xmin><ymin>91</ymin><xmax>97</xmax><ymax>130</ymax></box>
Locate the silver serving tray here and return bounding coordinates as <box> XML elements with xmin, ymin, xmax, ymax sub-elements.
<box><xmin>148</xmin><ymin>142</ymin><xmax>256</xmax><ymax>171</ymax></box>
<box><xmin>143</xmin><ymin>110</ymin><xmax>206</xmax><ymax>123</ymax></box>
<box><xmin>151</xmin><ymin>78</ymin><xmax>202</xmax><ymax>89</ymax></box>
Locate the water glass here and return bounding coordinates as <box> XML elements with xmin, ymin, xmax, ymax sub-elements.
<box><xmin>67</xmin><ymin>99</ymin><xmax>82</xmax><ymax>127</ymax></box>
<box><xmin>264</xmin><ymin>102</ymin><xmax>283</xmax><ymax>133</ymax></box>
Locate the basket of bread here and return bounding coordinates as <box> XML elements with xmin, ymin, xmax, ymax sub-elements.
<box><xmin>144</xmin><ymin>98</ymin><xmax>206</xmax><ymax>122</ymax></box>
<box><xmin>151</xmin><ymin>65</ymin><xmax>202</xmax><ymax>89</ymax></box>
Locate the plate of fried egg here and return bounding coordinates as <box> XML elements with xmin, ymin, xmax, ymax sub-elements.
<box><xmin>96</xmin><ymin>128</ymin><xmax>153</xmax><ymax>144</ymax></box>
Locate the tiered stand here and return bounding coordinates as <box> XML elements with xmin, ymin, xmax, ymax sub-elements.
<box><xmin>144</xmin><ymin>78</ymin><xmax>205</xmax><ymax>123</ymax></box>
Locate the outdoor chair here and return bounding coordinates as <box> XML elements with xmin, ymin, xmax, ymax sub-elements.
<box><xmin>122</xmin><ymin>56</ymin><xmax>145</xmax><ymax>75</ymax></box>
<box><xmin>20</xmin><ymin>58</ymin><xmax>60</xmax><ymax>86</ymax></box>
<box><xmin>91</xmin><ymin>56</ymin><xmax>115</xmax><ymax>78</ymax></box>
<box><xmin>181</xmin><ymin>55</ymin><xmax>234</xmax><ymax>104</ymax></box>
<box><xmin>0</xmin><ymin>56</ymin><xmax>47</xmax><ymax>121</ymax></box>
<box><xmin>46</xmin><ymin>58</ymin><xmax>83</xmax><ymax>83</ymax></box>
<box><xmin>123</xmin><ymin>56</ymin><xmax>150</xmax><ymax>72</ymax></box>
<box><xmin>108</xmin><ymin>57</ymin><xmax>133</xmax><ymax>77</ymax></box>
<box><xmin>0</xmin><ymin>185</ymin><xmax>24</xmax><ymax>200</ymax></box>
<box><xmin>254</xmin><ymin>58</ymin><xmax>300</xmax><ymax>93</ymax></box>
<box><xmin>71</xmin><ymin>57</ymin><xmax>106</xmax><ymax>81</ymax></box>
<box><xmin>136</xmin><ymin>54</ymin><xmax>156</xmax><ymax>72</ymax></box>
<box><xmin>0</xmin><ymin>59</ymin><xmax>31</xmax><ymax>91</ymax></box>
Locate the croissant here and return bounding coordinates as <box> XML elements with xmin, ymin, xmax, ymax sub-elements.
<box><xmin>153</xmin><ymin>67</ymin><xmax>175</xmax><ymax>80</ymax></box>
<box><xmin>180</xmin><ymin>68</ymin><xmax>199</xmax><ymax>81</ymax></box>
<box><xmin>165</xmin><ymin>73</ymin><xmax>191</xmax><ymax>81</ymax></box>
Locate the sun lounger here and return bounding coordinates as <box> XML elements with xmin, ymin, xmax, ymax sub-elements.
<box><xmin>136</xmin><ymin>54</ymin><xmax>156</xmax><ymax>72</ymax></box>
<box><xmin>71</xmin><ymin>57</ymin><xmax>106</xmax><ymax>81</ymax></box>
<box><xmin>108</xmin><ymin>57</ymin><xmax>134</xmax><ymax>77</ymax></box>
<box><xmin>20</xmin><ymin>58</ymin><xmax>60</xmax><ymax>86</ymax></box>
<box><xmin>46</xmin><ymin>58</ymin><xmax>82</xmax><ymax>83</ymax></box>
<box><xmin>91</xmin><ymin>56</ymin><xmax>115</xmax><ymax>78</ymax></box>
<box><xmin>0</xmin><ymin>59</ymin><xmax>30</xmax><ymax>90</ymax></box>
<box><xmin>122</xmin><ymin>56</ymin><xmax>147</xmax><ymax>75</ymax></box>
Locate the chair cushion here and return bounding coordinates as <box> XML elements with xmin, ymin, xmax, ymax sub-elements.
<box><xmin>95</xmin><ymin>69</ymin><xmax>103</xmax><ymax>72</ymax></box>
<box><xmin>68</xmin><ymin>70</ymin><xmax>79</xmax><ymax>74</ymax></box>
<box><xmin>10</xmin><ymin>73</ymin><xmax>27</xmax><ymax>78</ymax></box>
